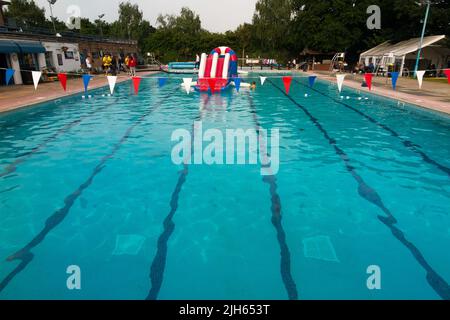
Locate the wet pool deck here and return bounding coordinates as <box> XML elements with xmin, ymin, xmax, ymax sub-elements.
<box><xmin>306</xmin><ymin>71</ymin><xmax>450</xmax><ymax>116</ymax></box>
<box><xmin>0</xmin><ymin>71</ymin><xmax>156</xmax><ymax>114</ymax></box>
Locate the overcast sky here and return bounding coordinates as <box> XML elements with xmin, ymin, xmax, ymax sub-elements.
<box><xmin>34</xmin><ymin>0</ymin><xmax>258</xmax><ymax>32</ymax></box>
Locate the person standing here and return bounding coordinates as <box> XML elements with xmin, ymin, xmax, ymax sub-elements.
<box><xmin>195</xmin><ymin>54</ymin><xmax>200</xmax><ymax>69</ymax></box>
<box><xmin>129</xmin><ymin>54</ymin><xmax>137</xmax><ymax>76</ymax></box>
<box><xmin>85</xmin><ymin>55</ymin><xmax>93</xmax><ymax>74</ymax></box>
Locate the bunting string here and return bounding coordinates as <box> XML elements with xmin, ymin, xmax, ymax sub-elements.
<box><xmin>0</xmin><ymin>66</ymin><xmax>448</xmax><ymax>94</ymax></box>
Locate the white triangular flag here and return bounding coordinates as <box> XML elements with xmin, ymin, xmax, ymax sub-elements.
<box><xmin>107</xmin><ymin>76</ymin><xmax>117</xmax><ymax>94</ymax></box>
<box><xmin>260</xmin><ymin>76</ymin><xmax>267</xmax><ymax>85</ymax></box>
<box><xmin>32</xmin><ymin>71</ymin><xmax>42</xmax><ymax>90</ymax></box>
<box><xmin>182</xmin><ymin>78</ymin><xmax>193</xmax><ymax>94</ymax></box>
<box><xmin>336</xmin><ymin>74</ymin><xmax>346</xmax><ymax>93</ymax></box>
<box><xmin>416</xmin><ymin>71</ymin><xmax>426</xmax><ymax>89</ymax></box>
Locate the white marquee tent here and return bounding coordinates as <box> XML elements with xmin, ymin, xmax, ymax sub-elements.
<box><xmin>359</xmin><ymin>35</ymin><xmax>449</xmax><ymax>76</ymax></box>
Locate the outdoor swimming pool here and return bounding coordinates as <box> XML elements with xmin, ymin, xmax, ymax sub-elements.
<box><xmin>0</xmin><ymin>73</ymin><xmax>450</xmax><ymax>300</ymax></box>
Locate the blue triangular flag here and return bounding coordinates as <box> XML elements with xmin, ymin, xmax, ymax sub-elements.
<box><xmin>158</xmin><ymin>77</ymin><xmax>167</xmax><ymax>87</ymax></box>
<box><xmin>308</xmin><ymin>75</ymin><xmax>316</xmax><ymax>87</ymax></box>
<box><xmin>82</xmin><ymin>74</ymin><xmax>92</xmax><ymax>92</ymax></box>
<box><xmin>391</xmin><ymin>72</ymin><xmax>399</xmax><ymax>90</ymax></box>
<box><xmin>233</xmin><ymin>77</ymin><xmax>241</xmax><ymax>92</ymax></box>
<box><xmin>5</xmin><ymin>68</ymin><xmax>14</xmax><ymax>85</ymax></box>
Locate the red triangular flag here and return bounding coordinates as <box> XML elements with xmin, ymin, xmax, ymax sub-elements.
<box><xmin>58</xmin><ymin>73</ymin><xmax>67</xmax><ymax>91</ymax></box>
<box><xmin>282</xmin><ymin>76</ymin><xmax>292</xmax><ymax>94</ymax></box>
<box><xmin>208</xmin><ymin>78</ymin><xmax>217</xmax><ymax>93</ymax></box>
<box><xmin>132</xmin><ymin>76</ymin><xmax>141</xmax><ymax>94</ymax></box>
<box><xmin>444</xmin><ymin>69</ymin><xmax>450</xmax><ymax>84</ymax></box>
<box><xmin>364</xmin><ymin>73</ymin><xmax>373</xmax><ymax>90</ymax></box>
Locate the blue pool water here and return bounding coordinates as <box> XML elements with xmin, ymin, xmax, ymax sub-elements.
<box><xmin>0</xmin><ymin>74</ymin><xmax>450</xmax><ymax>300</ymax></box>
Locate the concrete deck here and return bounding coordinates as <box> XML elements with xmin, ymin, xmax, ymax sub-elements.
<box><xmin>0</xmin><ymin>71</ymin><xmax>157</xmax><ymax>114</ymax></box>
<box><xmin>306</xmin><ymin>71</ymin><xmax>450</xmax><ymax>116</ymax></box>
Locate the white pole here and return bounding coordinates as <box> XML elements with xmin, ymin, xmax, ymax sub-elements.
<box><xmin>414</xmin><ymin>1</ymin><xmax>431</xmax><ymax>77</ymax></box>
<box><xmin>400</xmin><ymin>55</ymin><xmax>406</xmax><ymax>77</ymax></box>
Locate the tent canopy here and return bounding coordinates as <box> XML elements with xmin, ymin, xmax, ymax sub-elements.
<box><xmin>0</xmin><ymin>39</ymin><xmax>45</xmax><ymax>54</ymax></box>
<box><xmin>360</xmin><ymin>35</ymin><xmax>446</xmax><ymax>58</ymax></box>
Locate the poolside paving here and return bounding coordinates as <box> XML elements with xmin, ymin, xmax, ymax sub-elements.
<box><xmin>0</xmin><ymin>71</ymin><xmax>156</xmax><ymax>114</ymax></box>
<box><xmin>307</xmin><ymin>71</ymin><xmax>450</xmax><ymax>116</ymax></box>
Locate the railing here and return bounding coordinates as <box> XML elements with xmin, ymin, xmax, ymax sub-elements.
<box><xmin>0</xmin><ymin>24</ymin><xmax>137</xmax><ymax>45</ymax></box>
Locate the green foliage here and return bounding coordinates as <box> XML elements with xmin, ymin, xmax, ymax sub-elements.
<box><xmin>109</xmin><ymin>1</ymin><xmax>155</xmax><ymax>43</ymax></box>
<box><xmin>3</xmin><ymin>0</ymin><xmax>450</xmax><ymax>64</ymax></box>
<box><xmin>4</xmin><ymin>0</ymin><xmax>47</xmax><ymax>28</ymax></box>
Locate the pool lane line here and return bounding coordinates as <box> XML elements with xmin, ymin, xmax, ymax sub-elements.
<box><xmin>0</xmin><ymin>98</ymin><xmax>119</xmax><ymax>179</ymax></box>
<box><xmin>247</xmin><ymin>93</ymin><xmax>299</xmax><ymax>300</ymax></box>
<box><xmin>0</xmin><ymin>90</ymin><xmax>175</xmax><ymax>294</ymax></box>
<box><xmin>293</xmin><ymin>79</ymin><xmax>450</xmax><ymax>179</ymax></box>
<box><xmin>146</xmin><ymin>96</ymin><xmax>210</xmax><ymax>300</ymax></box>
<box><xmin>268</xmin><ymin>79</ymin><xmax>450</xmax><ymax>300</ymax></box>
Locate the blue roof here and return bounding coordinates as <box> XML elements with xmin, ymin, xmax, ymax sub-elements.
<box><xmin>0</xmin><ymin>39</ymin><xmax>20</xmax><ymax>53</ymax></box>
<box><xmin>0</xmin><ymin>39</ymin><xmax>46</xmax><ymax>54</ymax></box>
<box><xmin>15</xmin><ymin>40</ymin><xmax>46</xmax><ymax>53</ymax></box>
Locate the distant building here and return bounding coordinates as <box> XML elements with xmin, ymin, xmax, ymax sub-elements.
<box><xmin>298</xmin><ymin>49</ymin><xmax>336</xmax><ymax>71</ymax></box>
<box><xmin>0</xmin><ymin>5</ymin><xmax>138</xmax><ymax>85</ymax></box>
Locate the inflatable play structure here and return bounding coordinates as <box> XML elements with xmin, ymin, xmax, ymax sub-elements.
<box><xmin>163</xmin><ymin>62</ymin><xmax>198</xmax><ymax>74</ymax></box>
<box><xmin>195</xmin><ymin>46</ymin><xmax>240</xmax><ymax>92</ymax></box>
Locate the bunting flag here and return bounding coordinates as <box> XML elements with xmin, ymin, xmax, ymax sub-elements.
<box><xmin>364</xmin><ymin>73</ymin><xmax>373</xmax><ymax>90</ymax></box>
<box><xmin>282</xmin><ymin>76</ymin><xmax>292</xmax><ymax>94</ymax></box>
<box><xmin>158</xmin><ymin>77</ymin><xmax>168</xmax><ymax>87</ymax></box>
<box><xmin>416</xmin><ymin>71</ymin><xmax>426</xmax><ymax>89</ymax></box>
<box><xmin>208</xmin><ymin>78</ymin><xmax>217</xmax><ymax>94</ymax></box>
<box><xmin>182</xmin><ymin>78</ymin><xmax>193</xmax><ymax>94</ymax></box>
<box><xmin>32</xmin><ymin>71</ymin><xmax>42</xmax><ymax>90</ymax></box>
<box><xmin>5</xmin><ymin>68</ymin><xmax>14</xmax><ymax>85</ymax></box>
<box><xmin>444</xmin><ymin>69</ymin><xmax>450</xmax><ymax>84</ymax></box>
<box><xmin>58</xmin><ymin>73</ymin><xmax>67</xmax><ymax>91</ymax></box>
<box><xmin>107</xmin><ymin>75</ymin><xmax>117</xmax><ymax>94</ymax></box>
<box><xmin>308</xmin><ymin>75</ymin><xmax>317</xmax><ymax>87</ymax></box>
<box><xmin>132</xmin><ymin>76</ymin><xmax>141</xmax><ymax>94</ymax></box>
<box><xmin>82</xmin><ymin>74</ymin><xmax>92</xmax><ymax>93</ymax></box>
<box><xmin>260</xmin><ymin>76</ymin><xmax>267</xmax><ymax>85</ymax></box>
<box><xmin>336</xmin><ymin>74</ymin><xmax>346</xmax><ymax>93</ymax></box>
<box><xmin>233</xmin><ymin>77</ymin><xmax>242</xmax><ymax>92</ymax></box>
<box><xmin>390</xmin><ymin>72</ymin><xmax>399</xmax><ymax>90</ymax></box>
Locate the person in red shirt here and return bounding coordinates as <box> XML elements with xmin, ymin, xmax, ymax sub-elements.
<box><xmin>129</xmin><ymin>54</ymin><xmax>137</xmax><ymax>76</ymax></box>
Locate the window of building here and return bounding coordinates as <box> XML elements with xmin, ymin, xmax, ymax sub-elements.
<box><xmin>57</xmin><ymin>53</ymin><xmax>63</xmax><ymax>66</ymax></box>
<box><xmin>64</xmin><ymin>51</ymin><xmax>75</xmax><ymax>59</ymax></box>
<box><xmin>45</xmin><ymin>52</ymin><xmax>54</xmax><ymax>68</ymax></box>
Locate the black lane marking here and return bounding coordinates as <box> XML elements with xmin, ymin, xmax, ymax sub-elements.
<box><xmin>0</xmin><ymin>99</ymin><xmax>119</xmax><ymax>178</ymax></box>
<box><xmin>0</xmin><ymin>185</ymin><xmax>19</xmax><ymax>194</ymax></box>
<box><xmin>146</xmin><ymin>96</ymin><xmax>210</xmax><ymax>300</ymax></box>
<box><xmin>146</xmin><ymin>164</ymin><xmax>188</xmax><ymax>300</ymax></box>
<box><xmin>294</xmin><ymin>79</ymin><xmax>450</xmax><ymax>178</ymax></box>
<box><xmin>269</xmin><ymin>79</ymin><xmax>450</xmax><ymax>300</ymax></box>
<box><xmin>0</xmin><ymin>91</ymin><xmax>172</xmax><ymax>294</ymax></box>
<box><xmin>247</xmin><ymin>94</ymin><xmax>298</xmax><ymax>300</ymax></box>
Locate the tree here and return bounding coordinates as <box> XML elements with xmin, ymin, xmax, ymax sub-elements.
<box><xmin>290</xmin><ymin>0</ymin><xmax>450</xmax><ymax>63</ymax></box>
<box><xmin>111</xmin><ymin>2</ymin><xmax>142</xmax><ymax>39</ymax></box>
<box><xmin>252</xmin><ymin>0</ymin><xmax>293</xmax><ymax>52</ymax></box>
<box><xmin>4</xmin><ymin>0</ymin><xmax>47</xmax><ymax>28</ymax></box>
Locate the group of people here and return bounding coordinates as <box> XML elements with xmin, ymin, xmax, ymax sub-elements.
<box><xmin>84</xmin><ymin>54</ymin><xmax>137</xmax><ymax>76</ymax></box>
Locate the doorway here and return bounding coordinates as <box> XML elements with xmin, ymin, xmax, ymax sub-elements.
<box><xmin>0</xmin><ymin>53</ymin><xmax>12</xmax><ymax>85</ymax></box>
